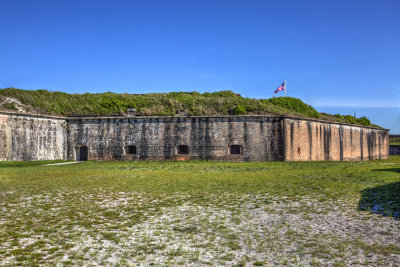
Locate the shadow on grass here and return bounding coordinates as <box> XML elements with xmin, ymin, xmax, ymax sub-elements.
<box><xmin>358</xmin><ymin>181</ymin><xmax>400</xmax><ymax>220</ymax></box>
<box><xmin>372</xmin><ymin>168</ymin><xmax>400</xmax><ymax>173</ymax></box>
<box><xmin>0</xmin><ymin>160</ymin><xmax>69</xmax><ymax>168</ymax></box>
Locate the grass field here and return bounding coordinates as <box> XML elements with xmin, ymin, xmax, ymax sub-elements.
<box><xmin>0</xmin><ymin>157</ymin><xmax>399</xmax><ymax>266</ymax></box>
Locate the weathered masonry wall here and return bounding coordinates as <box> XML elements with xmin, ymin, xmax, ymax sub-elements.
<box><xmin>66</xmin><ymin>116</ymin><xmax>284</xmax><ymax>161</ymax></box>
<box><xmin>0</xmin><ymin>112</ymin><xmax>390</xmax><ymax>162</ymax></box>
<box><xmin>390</xmin><ymin>145</ymin><xmax>400</xmax><ymax>155</ymax></box>
<box><xmin>283</xmin><ymin>118</ymin><xmax>389</xmax><ymax>161</ymax></box>
<box><xmin>389</xmin><ymin>135</ymin><xmax>400</xmax><ymax>155</ymax></box>
<box><xmin>0</xmin><ymin>112</ymin><xmax>67</xmax><ymax>161</ymax></box>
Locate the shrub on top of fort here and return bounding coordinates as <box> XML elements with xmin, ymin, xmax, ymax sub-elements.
<box><xmin>1</xmin><ymin>102</ymin><xmax>18</xmax><ymax>111</ymax></box>
<box><xmin>0</xmin><ymin>87</ymin><xmax>376</xmax><ymax>127</ymax></box>
<box><xmin>232</xmin><ymin>104</ymin><xmax>246</xmax><ymax>115</ymax></box>
<box><xmin>266</xmin><ymin>97</ymin><xmax>321</xmax><ymax>118</ymax></box>
<box><xmin>356</xmin><ymin>116</ymin><xmax>371</xmax><ymax>126</ymax></box>
<box><xmin>333</xmin><ymin>114</ymin><xmax>372</xmax><ymax>127</ymax></box>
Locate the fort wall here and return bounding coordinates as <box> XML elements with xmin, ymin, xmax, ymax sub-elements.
<box><xmin>389</xmin><ymin>135</ymin><xmax>400</xmax><ymax>155</ymax></box>
<box><xmin>0</xmin><ymin>112</ymin><xmax>67</xmax><ymax>161</ymax></box>
<box><xmin>66</xmin><ymin>116</ymin><xmax>284</xmax><ymax>161</ymax></box>
<box><xmin>283</xmin><ymin>117</ymin><xmax>389</xmax><ymax>161</ymax></box>
<box><xmin>0</xmin><ymin>112</ymin><xmax>389</xmax><ymax>162</ymax></box>
<box><xmin>390</xmin><ymin>145</ymin><xmax>400</xmax><ymax>155</ymax></box>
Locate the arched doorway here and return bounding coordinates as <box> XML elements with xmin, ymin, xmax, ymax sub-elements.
<box><xmin>76</xmin><ymin>145</ymin><xmax>88</xmax><ymax>161</ymax></box>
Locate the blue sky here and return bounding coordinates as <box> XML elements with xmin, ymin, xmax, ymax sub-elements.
<box><xmin>1</xmin><ymin>0</ymin><xmax>399</xmax><ymax>132</ymax></box>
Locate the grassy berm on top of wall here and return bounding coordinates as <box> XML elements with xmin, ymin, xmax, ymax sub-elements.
<box><xmin>0</xmin><ymin>88</ymin><xmax>376</xmax><ymax>127</ymax></box>
<box><xmin>390</xmin><ymin>137</ymin><xmax>400</xmax><ymax>145</ymax></box>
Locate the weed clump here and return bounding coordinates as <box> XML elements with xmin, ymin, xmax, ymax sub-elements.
<box><xmin>2</xmin><ymin>102</ymin><xmax>18</xmax><ymax>111</ymax></box>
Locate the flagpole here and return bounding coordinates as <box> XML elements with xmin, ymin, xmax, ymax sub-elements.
<box><xmin>284</xmin><ymin>79</ymin><xmax>287</xmax><ymax>96</ymax></box>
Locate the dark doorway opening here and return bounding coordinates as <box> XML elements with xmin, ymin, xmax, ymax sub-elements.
<box><xmin>76</xmin><ymin>145</ymin><xmax>88</xmax><ymax>161</ymax></box>
<box><xmin>230</xmin><ymin>145</ymin><xmax>242</xmax><ymax>154</ymax></box>
<box><xmin>177</xmin><ymin>145</ymin><xmax>189</xmax><ymax>154</ymax></box>
<box><xmin>125</xmin><ymin>145</ymin><xmax>137</xmax><ymax>155</ymax></box>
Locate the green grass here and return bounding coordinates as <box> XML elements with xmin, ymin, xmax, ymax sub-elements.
<box><xmin>390</xmin><ymin>137</ymin><xmax>400</xmax><ymax>145</ymax></box>
<box><xmin>1</xmin><ymin>158</ymin><xmax>398</xmax><ymax>198</ymax></box>
<box><xmin>0</xmin><ymin>157</ymin><xmax>399</xmax><ymax>265</ymax></box>
<box><xmin>0</xmin><ymin>88</ymin><xmax>378</xmax><ymax>127</ymax></box>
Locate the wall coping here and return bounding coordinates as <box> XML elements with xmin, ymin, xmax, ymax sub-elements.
<box><xmin>66</xmin><ymin>114</ymin><xmax>280</xmax><ymax>120</ymax></box>
<box><xmin>0</xmin><ymin>110</ymin><xmax>66</xmax><ymax>120</ymax></box>
<box><xmin>0</xmin><ymin>110</ymin><xmax>389</xmax><ymax>131</ymax></box>
<box><xmin>280</xmin><ymin>115</ymin><xmax>389</xmax><ymax>131</ymax></box>
<box><xmin>67</xmin><ymin>114</ymin><xmax>389</xmax><ymax>131</ymax></box>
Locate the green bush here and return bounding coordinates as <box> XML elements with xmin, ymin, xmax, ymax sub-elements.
<box><xmin>357</xmin><ymin>116</ymin><xmax>371</xmax><ymax>126</ymax></box>
<box><xmin>344</xmin><ymin>115</ymin><xmax>357</xmax><ymax>125</ymax></box>
<box><xmin>2</xmin><ymin>102</ymin><xmax>18</xmax><ymax>111</ymax></box>
<box><xmin>233</xmin><ymin>105</ymin><xmax>246</xmax><ymax>115</ymax></box>
<box><xmin>267</xmin><ymin>97</ymin><xmax>320</xmax><ymax>118</ymax></box>
<box><xmin>333</xmin><ymin>114</ymin><xmax>372</xmax><ymax>127</ymax></box>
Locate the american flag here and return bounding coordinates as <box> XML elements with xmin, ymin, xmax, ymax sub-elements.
<box><xmin>274</xmin><ymin>82</ymin><xmax>285</xmax><ymax>94</ymax></box>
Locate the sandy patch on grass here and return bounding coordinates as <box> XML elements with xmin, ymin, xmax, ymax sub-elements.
<box><xmin>40</xmin><ymin>193</ymin><xmax>399</xmax><ymax>266</ymax></box>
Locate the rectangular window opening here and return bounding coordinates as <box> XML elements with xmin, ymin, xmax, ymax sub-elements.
<box><xmin>230</xmin><ymin>145</ymin><xmax>242</xmax><ymax>154</ymax></box>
